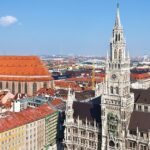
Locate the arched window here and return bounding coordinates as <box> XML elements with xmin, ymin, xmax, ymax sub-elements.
<box><xmin>18</xmin><ymin>82</ymin><xmax>21</xmax><ymax>93</ymax></box>
<box><xmin>116</xmin><ymin>143</ymin><xmax>119</xmax><ymax>148</ymax></box>
<box><xmin>6</xmin><ymin>82</ymin><xmax>8</xmax><ymax>89</ymax></box>
<box><xmin>12</xmin><ymin>82</ymin><xmax>15</xmax><ymax>94</ymax></box>
<box><xmin>0</xmin><ymin>82</ymin><xmax>2</xmax><ymax>89</ymax></box>
<box><xmin>109</xmin><ymin>141</ymin><xmax>115</xmax><ymax>147</ymax></box>
<box><xmin>110</xmin><ymin>86</ymin><xmax>113</xmax><ymax>94</ymax></box>
<box><xmin>43</xmin><ymin>82</ymin><xmax>47</xmax><ymax>88</ymax></box>
<box><xmin>25</xmin><ymin>82</ymin><xmax>27</xmax><ymax>94</ymax></box>
<box><xmin>33</xmin><ymin>82</ymin><xmax>37</xmax><ymax>94</ymax></box>
<box><xmin>119</xmin><ymin>49</ymin><xmax>122</xmax><ymax>60</ymax></box>
<box><xmin>118</xmin><ymin>34</ymin><xmax>120</xmax><ymax>41</ymax></box>
<box><xmin>115</xmin><ymin>34</ymin><xmax>117</xmax><ymax>42</ymax></box>
<box><xmin>116</xmin><ymin>87</ymin><xmax>119</xmax><ymax>94</ymax></box>
<box><xmin>114</xmin><ymin>50</ymin><xmax>117</xmax><ymax>59</ymax></box>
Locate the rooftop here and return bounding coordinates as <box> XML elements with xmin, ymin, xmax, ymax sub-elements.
<box><xmin>0</xmin><ymin>56</ymin><xmax>53</xmax><ymax>81</ymax></box>
<box><xmin>0</xmin><ymin>103</ymin><xmax>56</xmax><ymax>132</ymax></box>
<box><xmin>129</xmin><ymin>111</ymin><xmax>150</xmax><ymax>132</ymax></box>
<box><xmin>131</xmin><ymin>88</ymin><xmax>150</xmax><ymax>104</ymax></box>
<box><xmin>73</xmin><ymin>101</ymin><xmax>101</xmax><ymax>123</ymax></box>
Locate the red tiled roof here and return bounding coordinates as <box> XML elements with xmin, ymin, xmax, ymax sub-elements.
<box><xmin>67</xmin><ymin>77</ymin><xmax>104</xmax><ymax>83</ymax></box>
<box><xmin>54</xmin><ymin>80</ymin><xmax>82</xmax><ymax>91</ymax></box>
<box><xmin>0</xmin><ymin>103</ymin><xmax>56</xmax><ymax>132</ymax></box>
<box><xmin>51</xmin><ymin>98</ymin><xmax>63</xmax><ymax>106</ymax></box>
<box><xmin>37</xmin><ymin>88</ymin><xmax>55</xmax><ymax>96</ymax></box>
<box><xmin>0</xmin><ymin>56</ymin><xmax>53</xmax><ymax>81</ymax></box>
<box><xmin>14</xmin><ymin>93</ymin><xmax>28</xmax><ymax>100</ymax></box>
<box><xmin>2</xmin><ymin>101</ymin><xmax>12</xmax><ymax>108</ymax></box>
<box><xmin>131</xmin><ymin>73</ymin><xmax>150</xmax><ymax>80</ymax></box>
<box><xmin>95</xmin><ymin>73</ymin><xmax>105</xmax><ymax>77</ymax></box>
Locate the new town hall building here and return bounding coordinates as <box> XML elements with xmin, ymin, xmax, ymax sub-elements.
<box><xmin>64</xmin><ymin>4</ymin><xmax>150</xmax><ymax>150</ymax></box>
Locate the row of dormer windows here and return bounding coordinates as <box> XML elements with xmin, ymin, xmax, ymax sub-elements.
<box><xmin>134</xmin><ymin>104</ymin><xmax>149</xmax><ymax>112</ymax></box>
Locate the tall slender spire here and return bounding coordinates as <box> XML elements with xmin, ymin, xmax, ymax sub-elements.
<box><xmin>115</xmin><ymin>3</ymin><xmax>122</xmax><ymax>28</ymax></box>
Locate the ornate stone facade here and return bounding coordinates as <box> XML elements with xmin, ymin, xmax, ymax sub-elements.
<box><xmin>64</xmin><ymin>89</ymin><xmax>101</xmax><ymax>150</ymax></box>
<box><xmin>101</xmin><ymin>4</ymin><xmax>134</xmax><ymax>150</ymax></box>
<box><xmin>64</xmin><ymin>4</ymin><xmax>150</xmax><ymax>150</ymax></box>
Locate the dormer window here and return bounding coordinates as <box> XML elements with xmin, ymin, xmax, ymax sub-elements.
<box><xmin>138</xmin><ymin>105</ymin><xmax>142</xmax><ymax>111</ymax></box>
<box><xmin>144</xmin><ymin>106</ymin><xmax>148</xmax><ymax>112</ymax></box>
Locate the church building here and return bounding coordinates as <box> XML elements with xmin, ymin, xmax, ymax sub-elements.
<box><xmin>0</xmin><ymin>56</ymin><xmax>53</xmax><ymax>95</ymax></box>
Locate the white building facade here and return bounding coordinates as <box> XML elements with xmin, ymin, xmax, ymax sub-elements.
<box><xmin>101</xmin><ymin>4</ymin><xmax>134</xmax><ymax>150</ymax></box>
<box><xmin>64</xmin><ymin>3</ymin><xmax>150</xmax><ymax>150</ymax></box>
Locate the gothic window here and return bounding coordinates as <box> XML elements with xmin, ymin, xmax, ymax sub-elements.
<box><xmin>115</xmin><ymin>34</ymin><xmax>117</xmax><ymax>42</ymax></box>
<box><xmin>118</xmin><ymin>34</ymin><xmax>120</xmax><ymax>41</ymax></box>
<box><xmin>81</xmin><ymin>130</ymin><xmax>86</xmax><ymax>136</ymax></box>
<box><xmin>129</xmin><ymin>142</ymin><xmax>136</xmax><ymax>148</ymax></box>
<box><xmin>134</xmin><ymin>104</ymin><xmax>136</xmax><ymax>110</ymax></box>
<box><xmin>119</xmin><ymin>49</ymin><xmax>122</xmax><ymax>60</ymax></box>
<box><xmin>140</xmin><ymin>145</ymin><xmax>146</xmax><ymax>150</ymax></box>
<box><xmin>12</xmin><ymin>82</ymin><xmax>15</xmax><ymax>94</ymax></box>
<box><xmin>33</xmin><ymin>82</ymin><xmax>37</xmax><ymax>94</ymax></box>
<box><xmin>140</xmin><ymin>132</ymin><xmax>144</xmax><ymax>138</ymax></box>
<box><xmin>73</xmin><ymin>128</ymin><xmax>77</xmax><ymax>134</ymax></box>
<box><xmin>116</xmin><ymin>87</ymin><xmax>119</xmax><ymax>94</ymax></box>
<box><xmin>68</xmin><ymin>128</ymin><xmax>70</xmax><ymax>132</ymax></box>
<box><xmin>116</xmin><ymin>143</ymin><xmax>119</xmax><ymax>148</ymax></box>
<box><xmin>0</xmin><ymin>82</ymin><xmax>2</xmax><ymax>89</ymax></box>
<box><xmin>110</xmin><ymin>86</ymin><xmax>113</xmax><ymax>94</ymax></box>
<box><xmin>25</xmin><ymin>82</ymin><xmax>27</xmax><ymax>94</ymax></box>
<box><xmin>18</xmin><ymin>82</ymin><xmax>21</xmax><ymax>93</ymax></box>
<box><xmin>129</xmin><ymin>130</ymin><xmax>137</xmax><ymax>136</ymax></box>
<box><xmin>73</xmin><ymin>137</ymin><xmax>77</xmax><ymax>142</ymax></box>
<box><xmin>114</xmin><ymin>50</ymin><xmax>117</xmax><ymax>59</ymax></box>
<box><xmin>109</xmin><ymin>141</ymin><xmax>115</xmax><ymax>147</ymax></box>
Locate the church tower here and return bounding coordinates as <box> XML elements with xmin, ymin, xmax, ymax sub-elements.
<box><xmin>101</xmin><ymin>4</ymin><xmax>134</xmax><ymax>150</ymax></box>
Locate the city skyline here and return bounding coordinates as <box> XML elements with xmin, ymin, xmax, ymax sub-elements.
<box><xmin>0</xmin><ymin>0</ymin><xmax>149</xmax><ymax>56</ymax></box>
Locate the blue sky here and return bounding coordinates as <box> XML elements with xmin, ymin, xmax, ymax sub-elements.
<box><xmin>0</xmin><ymin>0</ymin><xmax>149</xmax><ymax>56</ymax></box>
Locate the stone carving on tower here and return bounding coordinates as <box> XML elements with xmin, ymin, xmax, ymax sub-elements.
<box><xmin>65</xmin><ymin>87</ymin><xmax>75</xmax><ymax>124</ymax></box>
<box><xmin>101</xmin><ymin>4</ymin><xmax>134</xmax><ymax>150</ymax></box>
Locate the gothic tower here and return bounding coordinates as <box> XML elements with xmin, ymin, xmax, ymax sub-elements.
<box><xmin>101</xmin><ymin>4</ymin><xmax>134</xmax><ymax>150</ymax></box>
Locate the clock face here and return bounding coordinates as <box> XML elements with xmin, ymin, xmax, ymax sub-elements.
<box><xmin>112</xmin><ymin>74</ymin><xmax>117</xmax><ymax>79</ymax></box>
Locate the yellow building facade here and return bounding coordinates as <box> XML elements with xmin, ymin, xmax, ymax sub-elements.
<box><xmin>0</xmin><ymin>125</ymin><xmax>26</xmax><ymax>150</ymax></box>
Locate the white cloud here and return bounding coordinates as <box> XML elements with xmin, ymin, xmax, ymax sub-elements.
<box><xmin>0</xmin><ymin>16</ymin><xmax>18</xmax><ymax>26</ymax></box>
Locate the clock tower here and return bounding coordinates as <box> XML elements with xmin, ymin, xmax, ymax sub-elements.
<box><xmin>101</xmin><ymin>4</ymin><xmax>134</xmax><ymax>150</ymax></box>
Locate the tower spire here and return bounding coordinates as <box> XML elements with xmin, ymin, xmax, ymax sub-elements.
<box><xmin>115</xmin><ymin>3</ymin><xmax>122</xmax><ymax>28</ymax></box>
